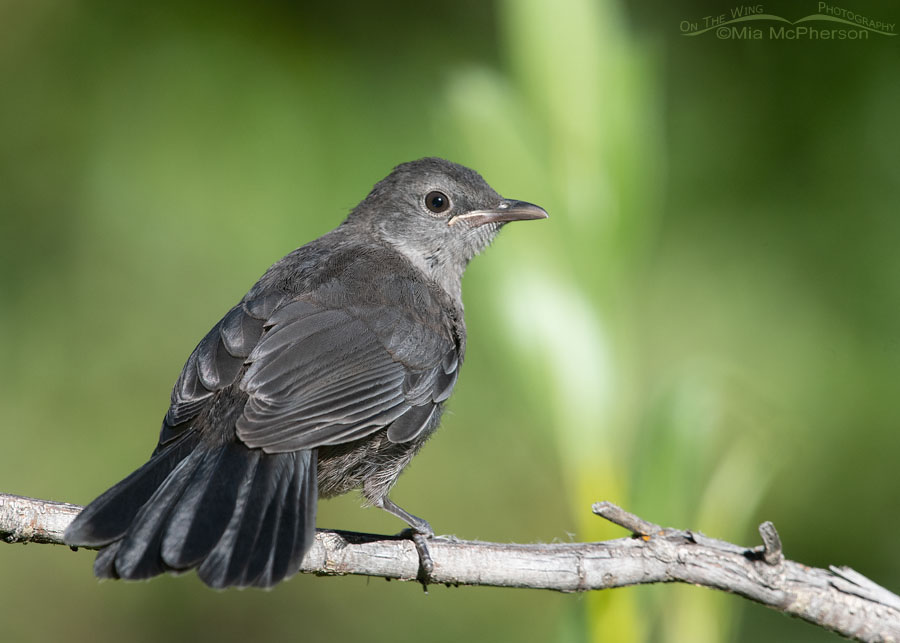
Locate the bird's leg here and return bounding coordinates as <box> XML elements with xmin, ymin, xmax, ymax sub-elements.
<box><xmin>374</xmin><ymin>496</ymin><xmax>435</xmax><ymax>588</ymax></box>
<box><xmin>377</xmin><ymin>496</ymin><xmax>434</xmax><ymax>536</ymax></box>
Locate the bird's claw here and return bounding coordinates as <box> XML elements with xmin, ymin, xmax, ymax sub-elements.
<box><xmin>398</xmin><ymin>527</ymin><xmax>435</xmax><ymax>590</ymax></box>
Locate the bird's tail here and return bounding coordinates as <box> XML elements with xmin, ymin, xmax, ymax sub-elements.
<box><xmin>64</xmin><ymin>434</ymin><xmax>317</xmax><ymax>589</ymax></box>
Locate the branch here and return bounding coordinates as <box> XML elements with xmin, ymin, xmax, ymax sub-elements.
<box><xmin>2</xmin><ymin>493</ymin><xmax>898</xmax><ymax>641</ymax></box>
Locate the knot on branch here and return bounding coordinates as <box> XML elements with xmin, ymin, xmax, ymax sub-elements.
<box><xmin>757</xmin><ymin>520</ymin><xmax>784</xmax><ymax>566</ymax></box>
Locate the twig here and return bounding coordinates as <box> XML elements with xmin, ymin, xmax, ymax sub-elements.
<box><xmin>2</xmin><ymin>492</ymin><xmax>898</xmax><ymax>642</ymax></box>
<box><xmin>1</xmin><ymin>493</ymin><xmax>84</xmax><ymax>545</ymax></box>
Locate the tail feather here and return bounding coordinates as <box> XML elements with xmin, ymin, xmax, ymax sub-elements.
<box><xmin>64</xmin><ymin>432</ymin><xmax>201</xmax><ymax>547</ymax></box>
<box><xmin>112</xmin><ymin>452</ymin><xmax>206</xmax><ymax>579</ymax></box>
<box><xmin>220</xmin><ymin>454</ymin><xmax>285</xmax><ymax>587</ymax></box>
<box><xmin>256</xmin><ymin>451</ymin><xmax>316</xmax><ymax>587</ymax></box>
<box><xmin>285</xmin><ymin>451</ymin><xmax>318</xmax><ymax>580</ymax></box>
<box><xmin>161</xmin><ymin>441</ymin><xmax>257</xmax><ymax>569</ymax></box>
<box><xmin>92</xmin><ymin>539</ymin><xmax>122</xmax><ymax>579</ymax></box>
<box><xmin>241</xmin><ymin>459</ymin><xmax>292</xmax><ymax>586</ymax></box>
<box><xmin>199</xmin><ymin>451</ymin><xmax>316</xmax><ymax>589</ymax></box>
<box><xmin>193</xmin><ymin>452</ymin><xmax>262</xmax><ymax>588</ymax></box>
<box><xmin>267</xmin><ymin>458</ymin><xmax>303</xmax><ymax>585</ymax></box>
<box><xmin>66</xmin><ymin>437</ymin><xmax>317</xmax><ymax>589</ymax></box>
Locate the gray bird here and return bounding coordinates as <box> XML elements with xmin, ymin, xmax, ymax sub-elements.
<box><xmin>64</xmin><ymin>157</ymin><xmax>548</xmax><ymax>588</ymax></box>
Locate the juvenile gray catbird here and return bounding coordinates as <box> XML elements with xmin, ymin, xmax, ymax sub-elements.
<box><xmin>64</xmin><ymin>157</ymin><xmax>548</xmax><ymax>589</ymax></box>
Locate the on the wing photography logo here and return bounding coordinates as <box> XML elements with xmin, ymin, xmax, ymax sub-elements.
<box><xmin>680</xmin><ymin>2</ymin><xmax>896</xmax><ymax>40</ymax></box>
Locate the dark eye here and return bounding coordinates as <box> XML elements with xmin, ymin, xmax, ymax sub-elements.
<box><xmin>425</xmin><ymin>191</ymin><xmax>450</xmax><ymax>214</ymax></box>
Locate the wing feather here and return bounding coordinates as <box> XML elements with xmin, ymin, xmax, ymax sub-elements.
<box><xmin>160</xmin><ymin>301</ymin><xmax>274</xmax><ymax>445</ymax></box>
<box><xmin>235</xmin><ymin>296</ymin><xmax>459</xmax><ymax>452</ymax></box>
<box><xmin>159</xmin><ymin>264</ymin><xmax>462</xmax><ymax>455</ymax></box>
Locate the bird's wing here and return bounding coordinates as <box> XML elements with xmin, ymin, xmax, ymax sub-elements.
<box><xmin>235</xmin><ymin>296</ymin><xmax>459</xmax><ymax>453</ymax></box>
<box><xmin>157</xmin><ymin>276</ymin><xmax>460</xmax><ymax>453</ymax></box>
<box><xmin>157</xmin><ymin>292</ymin><xmax>286</xmax><ymax>448</ymax></box>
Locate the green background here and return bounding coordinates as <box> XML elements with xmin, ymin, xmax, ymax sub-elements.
<box><xmin>1</xmin><ymin>1</ymin><xmax>897</xmax><ymax>641</ymax></box>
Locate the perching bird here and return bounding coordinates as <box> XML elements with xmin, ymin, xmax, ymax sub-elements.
<box><xmin>64</xmin><ymin>157</ymin><xmax>548</xmax><ymax>589</ymax></box>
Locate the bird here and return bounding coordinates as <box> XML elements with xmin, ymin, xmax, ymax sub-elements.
<box><xmin>64</xmin><ymin>157</ymin><xmax>548</xmax><ymax>589</ymax></box>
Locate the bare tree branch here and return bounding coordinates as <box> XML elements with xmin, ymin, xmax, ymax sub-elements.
<box><xmin>2</xmin><ymin>492</ymin><xmax>898</xmax><ymax>641</ymax></box>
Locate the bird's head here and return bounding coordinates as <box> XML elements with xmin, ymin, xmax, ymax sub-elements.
<box><xmin>347</xmin><ymin>157</ymin><xmax>548</xmax><ymax>298</ymax></box>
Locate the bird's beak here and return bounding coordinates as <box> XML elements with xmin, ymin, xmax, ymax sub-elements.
<box><xmin>448</xmin><ymin>199</ymin><xmax>549</xmax><ymax>227</ymax></box>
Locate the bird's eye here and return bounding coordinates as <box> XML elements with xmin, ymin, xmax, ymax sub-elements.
<box><xmin>425</xmin><ymin>191</ymin><xmax>450</xmax><ymax>214</ymax></box>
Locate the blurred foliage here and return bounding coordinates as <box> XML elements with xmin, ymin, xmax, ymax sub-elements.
<box><xmin>1</xmin><ymin>1</ymin><xmax>898</xmax><ymax>642</ymax></box>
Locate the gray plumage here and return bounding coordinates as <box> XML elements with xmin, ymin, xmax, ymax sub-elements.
<box><xmin>64</xmin><ymin>157</ymin><xmax>547</xmax><ymax>589</ymax></box>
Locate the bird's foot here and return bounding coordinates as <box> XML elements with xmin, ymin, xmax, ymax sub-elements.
<box><xmin>374</xmin><ymin>496</ymin><xmax>437</xmax><ymax>590</ymax></box>
<box><xmin>397</xmin><ymin>527</ymin><xmax>435</xmax><ymax>591</ymax></box>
